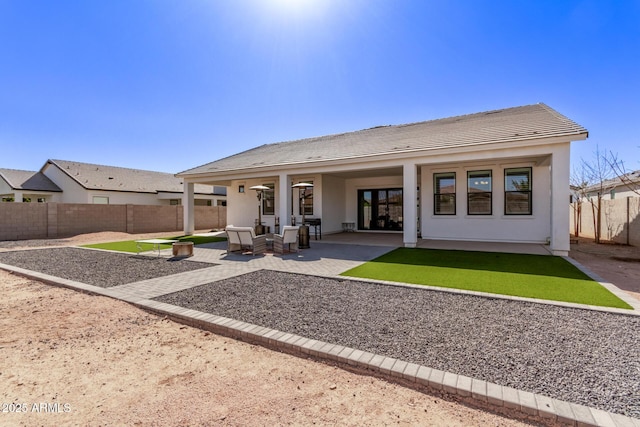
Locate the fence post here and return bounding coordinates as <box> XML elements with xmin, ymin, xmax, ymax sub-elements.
<box><xmin>627</xmin><ymin>196</ymin><xmax>631</xmax><ymax>245</ymax></box>
<box><xmin>126</xmin><ymin>205</ymin><xmax>134</xmax><ymax>234</ymax></box>
<box><xmin>47</xmin><ymin>203</ymin><xmax>58</xmax><ymax>238</ymax></box>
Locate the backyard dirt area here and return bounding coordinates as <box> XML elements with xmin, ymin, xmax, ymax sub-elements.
<box><xmin>569</xmin><ymin>236</ymin><xmax>640</xmax><ymax>299</ymax></box>
<box><xmin>2</xmin><ymin>231</ymin><xmax>638</xmax><ymax>426</ymax></box>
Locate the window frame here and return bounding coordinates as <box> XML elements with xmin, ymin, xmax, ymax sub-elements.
<box><xmin>434</xmin><ymin>172</ymin><xmax>456</xmax><ymax>215</ymax></box>
<box><xmin>467</xmin><ymin>170</ymin><xmax>492</xmax><ymax>215</ymax></box>
<box><xmin>504</xmin><ymin>167</ymin><xmax>532</xmax><ymax>215</ymax></box>
<box><xmin>262</xmin><ymin>183</ymin><xmax>275</xmax><ymax>216</ymax></box>
<box><xmin>297</xmin><ymin>181</ymin><xmax>314</xmax><ymax>216</ymax></box>
<box><xmin>92</xmin><ymin>196</ymin><xmax>109</xmax><ymax>205</ymax></box>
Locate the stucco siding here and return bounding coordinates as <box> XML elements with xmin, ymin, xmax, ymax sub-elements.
<box><xmin>321</xmin><ymin>174</ymin><xmax>346</xmax><ymax>234</ymax></box>
<box><xmin>420</xmin><ymin>162</ymin><xmax>551</xmax><ymax>243</ymax></box>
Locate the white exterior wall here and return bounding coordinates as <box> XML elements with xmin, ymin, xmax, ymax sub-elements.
<box><xmin>321</xmin><ymin>174</ymin><xmax>346</xmax><ymax>234</ymax></box>
<box><xmin>420</xmin><ymin>161</ymin><xmax>551</xmax><ymax>243</ymax></box>
<box><xmin>228</xmin><ymin>174</ymin><xmax>326</xmax><ymax>232</ymax></box>
<box><xmin>599</xmin><ymin>184</ymin><xmax>640</xmax><ymax>201</ymax></box>
<box><xmin>0</xmin><ymin>179</ymin><xmax>14</xmax><ymax>200</ymax></box>
<box><xmin>1</xmin><ymin>177</ymin><xmax>62</xmax><ymax>203</ymax></box>
<box><xmin>43</xmin><ymin>163</ymin><xmax>221</xmax><ymax>205</ymax></box>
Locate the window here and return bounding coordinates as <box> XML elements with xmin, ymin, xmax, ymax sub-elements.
<box><xmin>298</xmin><ymin>181</ymin><xmax>314</xmax><ymax>216</ymax></box>
<box><xmin>610</xmin><ymin>189</ymin><xmax>615</xmax><ymax>200</ymax></box>
<box><xmin>170</xmin><ymin>199</ymin><xmax>180</xmax><ymax>205</ymax></box>
<box><xmin>262</xmin><ymin>183</ymin><xmax>275</xmax><ymax>215</ymax></box>
<box><xmin>504</xmin><ymin>168</ymin><xmax>532</xmax><ymax>215</ymax></box>
<box><xmin>434</xmin><ymin>172</ymin><xmax>456</xmax><ymax>215</ymax></box>
<box><xmin>467</xmin><ymin>170</ymin><xmax>492</xmax><ymax>215</ymax></box>
<box><xmin>92</xmin><ymin>196</ymin><xmax>109</xmax><ymax>204</ymax></box>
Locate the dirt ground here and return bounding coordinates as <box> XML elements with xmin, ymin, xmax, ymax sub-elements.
<box><xmin>569</xmin><ymin>236</ymin><xmax>640</xmax><ymax>299</ymax></box>
<box><xmin>1</xmin><ymin>232</ymin><xmax>638</xmax><ymax>426</ymax></box>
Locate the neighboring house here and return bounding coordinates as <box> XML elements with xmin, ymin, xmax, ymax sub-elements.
<box><xmin>1</xmin><ymin>159</ymin><xmax>227</xmax><ymax>206</ymax></box>
<box><xmin>0</xmin><ymin>168</ymin><xmax>62</xmax><ymax>202</ymax></box>
<box><xmin>582</xmin><ymin>170</ymin><xmax>640</xmax><ymax>201</ymax></box>
<box><xmin>177</xmin><ymin>103</ymin><xmax>588</xmax><ymax>255</ymax></box>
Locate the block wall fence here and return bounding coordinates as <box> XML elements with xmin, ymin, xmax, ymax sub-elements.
<box><xmin>0</xmin><ymin>203</ymin><xmax>226</xmax><ymax>240</ymax></box>
<box><xmin>570</xmin><ymin>197</ymin><xmax>640</xmax><ymax>246</ymax></box>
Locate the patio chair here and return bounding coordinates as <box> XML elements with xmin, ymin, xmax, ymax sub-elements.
<box><xmin>273</xmin><ymin>225</ymin><xmax>300</xmax><ymax>254</ymax></box>
<box><xmin>225</xmin><ymin>226</ymin><xmax>266</xmax><ymax>255</ymax></box>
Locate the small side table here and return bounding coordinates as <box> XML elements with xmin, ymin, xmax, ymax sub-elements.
<box><xmin>342</xmin><ymin>222</ymin><xmax>355</xmax><ymax>232</ymax></box>
<box><xmin>135</xmin><ymin>239</ymin><xmax>178</xmax><ymax>257</ymax></box>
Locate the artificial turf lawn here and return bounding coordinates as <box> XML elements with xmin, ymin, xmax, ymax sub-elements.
<box><xmin>82</xmin><ymin>235</ymin><xmax>226</xmax><ymax>253</ymax></box>
<box><xmin>340</xmin><ymin>248</ymin><xmax>632</xmax><ymax>309</ymax></box>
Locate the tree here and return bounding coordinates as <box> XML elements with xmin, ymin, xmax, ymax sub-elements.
<box><xmin>606</xmin><ymin>150</ymin><xmax>640</xmax><ymax>197</ymax></box>
<box><xmin>570</xmin><ymin>147</ymin><xmax>618</xmax><ymax>243</ymax></box>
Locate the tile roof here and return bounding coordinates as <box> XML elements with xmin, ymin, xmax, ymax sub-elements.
<box><xmin>46</xmin><ymin>160</ymin><xmax>224</xmax><ymax>195</ymax></box>
<box><xmin>0</xmin><ymin>168</ymin><xmax>62</xmax><ymax>192</ymax></box>
<box><xmin>583</xmin><ymin>170</ymin><xmax>640</xmax><ymax>193</ymax></box>
<box><xmin>179</xmin><ymin>103</ymin><xmax>588</xmax><ymax>176</ymax></box>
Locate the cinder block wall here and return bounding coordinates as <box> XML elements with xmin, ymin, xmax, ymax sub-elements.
<box><xmin>571</xmin><ymin>197</ymin><xmax>640</xmax><ymax>246</ymax></box>
<box><xmin>0</xmin><ymin>203</ymin><xmax>48</xmax><ymax>240</ymax></box>
<box><xmin>195</xmin><ymin>206</ymin><xmax>226</xmax><ymax>230</ymax></box>
<box><xmin>56</xmin><ymin>203</ymin><xmax>127</xmax><ymax>236</ymax></box>
<box><xmin>0</xmin><ymin>203</ymin><xmax>227</xmax><ymax>240</ymax></box>
<box><xmin>131</xmin><ymin>205</ymin><xmax>181</xmax><ymax>234</ymax></box>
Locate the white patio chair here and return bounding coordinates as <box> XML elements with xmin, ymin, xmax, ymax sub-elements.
<box><xmin>225</xmin><ymin>226</ymin><xmax>266</xmax><ymax>255</ymax></box>
<box><xmin>273</xmin><ymin>225</ymin><xmax>300</xmax><ymax>254</ymax></box>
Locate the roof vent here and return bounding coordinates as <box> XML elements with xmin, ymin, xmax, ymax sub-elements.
<box><xmin>108</xmin><ymin>177</ymin><xmax>114</xmax><ymax>180</ymax></box>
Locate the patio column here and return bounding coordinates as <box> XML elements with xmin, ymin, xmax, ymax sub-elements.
<box><xmin>183</xmin><ymin>181</ymin><xmax>195</xmax><ymax>236</ymax></box>
<box><xmin>403</xmin><ymin>162</ymin><xmax>418</xmax><ymax>248</ymax></box>
<box><xmin>550</xmin><ymin>145</ymin><xmax>570</xmax><ymax>256</ymax></box>
<box><xmin>278</xmin><ymin>173</ymin><xmax>291</xmax><ymax>227</ymax></box>
<box><xmin>14</xmin><ymin>191</ymin><xmax>24</xmax><ymax>202</ymax></box>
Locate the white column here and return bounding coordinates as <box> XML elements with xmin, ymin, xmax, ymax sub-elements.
<box><xmin>183</xmin><ymin>181</ymin><xmax>195</xmax><ymax>235</ymax></box>
<box><xmin>15</xmin><ymin>191</ymin><xmax>24</xmax><ymax>202</ymax></box>
<box><xmin>278</xmin><ymin>173</ymin><xmax>291</xmax><ymax>227</ymax></box>
<box><xmin>550</xmin><ymin>145</ymin><xmax>571</xmax><ymax>256</ymax></box>
<box><xmin>403</xmin><ymin>162</ymin><xmax>418</xmax><ymax>248</ymax></box>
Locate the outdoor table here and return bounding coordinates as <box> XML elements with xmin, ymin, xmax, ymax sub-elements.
<box><xmin>135</xmin><ymin>239</ymin><xmax>178</xmax><ymax>256</ymax></box>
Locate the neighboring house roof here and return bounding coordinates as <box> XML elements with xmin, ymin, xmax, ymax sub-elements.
<box><xmin>44</xmin><ymin>160</ymin><xmax>225</xmax><ymax>196</ymax></box>
<box><xmin>0</xmin><ymin>168</ymin><xmax>62</xmax><ymax>192</ymax></box>
<box><xmin>179</xmin><ymin>103</ymin><xmax>588</xmax><ymax>176</ymax></box>
<box><xmin>582</xmin><ymin>170</ymin><xmax>640</xmax><ymax>194</ymax></box>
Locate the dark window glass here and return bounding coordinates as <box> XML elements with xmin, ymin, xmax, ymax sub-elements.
<box><xmin>434</xmin><ymin>172</ymin><xmax>456</xmax><ymax>215</ymax></box>
<box><xmin>504</xmin><ymin>168</ymin><xmax>532</xmax><ymax>215</ymax></box>
<box><xmin>262</xmin><ymin>183</ymin><xmax>275</xmax><ymax>215</ymax></box>
<box><xmin>467</xmin><ymin>170</ymin><xmax>492</xmax><ymax>215</ymax></box>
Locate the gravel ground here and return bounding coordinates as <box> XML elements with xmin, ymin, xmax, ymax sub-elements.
<box><xmin>155</xmin><ymin>270</ymin><xmax>640</xmax><ymax>418</ymax></box>
<box><xmin>0</xmin><ymin>247</ymin><xmax>213</xmax><ymax>288</ymax></box>
<box><xmin>0</xmin><ymin>238</ymin><xmax>73</xmax><ymax>249</ymax></box>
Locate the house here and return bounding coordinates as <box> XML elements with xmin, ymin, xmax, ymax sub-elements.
<box><xmin>177</xmin><ymin>103</ymin><xmax>588</xmax><ymax>256</ymax></box>
<box><xmin>583</xmin><ymin>170</ymin><xmax>640</xmax><ymax>201</ymax></box>
<box><xmin>1</xmin><ymin>159</ymin><xmax>227</xmax><ymax>206</ymax></box>
<box><xmin>0</xmin><ymin>169</ymin><xmax>62</xmax><ymax>202</ymax></box>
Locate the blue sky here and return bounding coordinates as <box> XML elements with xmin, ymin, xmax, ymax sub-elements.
<box><xmin>1</xmin><ymin>0</ymin><xmax>639</xmax><ymax>174</ymax></box>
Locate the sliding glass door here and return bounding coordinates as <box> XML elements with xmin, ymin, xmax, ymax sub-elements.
<box><xmin>358</xmin><ymin>188</ymin><xmax>403</xmax><ymax>231</ymax></box>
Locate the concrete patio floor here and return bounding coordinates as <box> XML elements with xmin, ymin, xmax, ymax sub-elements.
<box><xmin>311</xmin><ymin>231</ymin><xmax>551</xmax><ymax>255</ymax></box>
